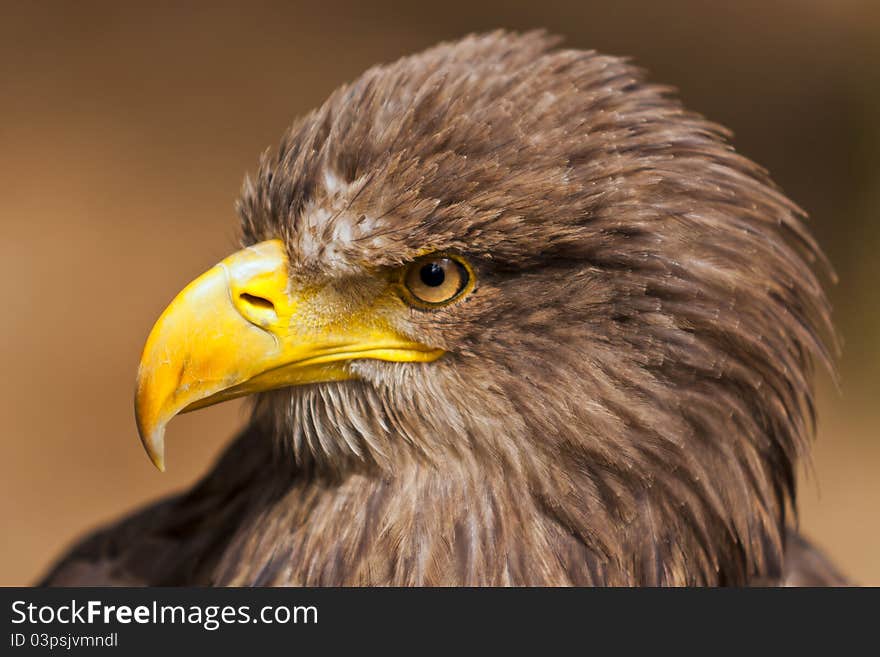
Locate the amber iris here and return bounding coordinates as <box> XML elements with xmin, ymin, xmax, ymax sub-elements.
<box><xmin>403</xmin><ymin>256</ymin><xmax>470</xmax><ymax>306</ymax></box>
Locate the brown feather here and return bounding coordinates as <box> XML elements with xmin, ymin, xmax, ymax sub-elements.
<box><xmin>43</xmin><ymin>31</ymin><xmax>843</xmax><ymax>586</ymax></box>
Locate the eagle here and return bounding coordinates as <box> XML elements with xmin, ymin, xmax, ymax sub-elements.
<box><xmin>42</xmin><ymin>31</ymin><xmax>846</xmax><ymax>586</ymax></box>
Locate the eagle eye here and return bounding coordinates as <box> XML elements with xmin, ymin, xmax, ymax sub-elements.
<box><xmin>401</xmin><ymin>255</ymin><xmax>472</xmax><ymax>308</ymax></box>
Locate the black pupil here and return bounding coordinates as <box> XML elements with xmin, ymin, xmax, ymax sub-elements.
<box><xmin>420</xmin><ymin>262</ymin><xmax>446</xmax><ymax>287</ymax></box>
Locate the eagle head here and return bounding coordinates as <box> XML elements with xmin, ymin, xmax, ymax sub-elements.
<box><xmin>133</xmin><ymin>31</ymin><xmax>834</xmax><ymax>585</ymax></box>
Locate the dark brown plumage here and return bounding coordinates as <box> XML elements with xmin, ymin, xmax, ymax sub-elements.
<box><xmin>43</xmin><ymin>31</ymin><xmax>846</xmax><ymax>586</ymax></box>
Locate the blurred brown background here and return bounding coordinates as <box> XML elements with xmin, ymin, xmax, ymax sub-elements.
<box><xmin>1</xmin><ymin>1</ymin><xmax>877</xmax><ymax>585</ymax></box>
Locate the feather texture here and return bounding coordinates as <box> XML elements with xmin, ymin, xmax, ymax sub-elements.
<box><xmin>43</xmin><ymin>31</ymin><xmax>844</xmax><ymax>586</ymax></box>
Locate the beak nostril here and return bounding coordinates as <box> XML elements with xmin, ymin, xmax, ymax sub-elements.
<box><xmin>235</xmin><ymin>290</ymin><xmax>279</xmax><ymax>329</ymax></box>
<box><xmin>239</xmin><ymin>293</ymin><xmax>275</xmax><ymax>312</ymax></box>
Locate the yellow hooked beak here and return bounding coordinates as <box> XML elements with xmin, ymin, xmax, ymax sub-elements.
<box><xmin>135</xmin><ymin>239</ymin><xmax>442</xmax><ymax>471</ymax></box>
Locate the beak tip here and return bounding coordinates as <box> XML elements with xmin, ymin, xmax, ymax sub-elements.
<box><xmin>137</xmin><ymin>424</ymin><xmax>167</xmax><ymax>472</ymax></box>
<box><xmin>135</xmin><ymin>385</ymin><xmax>167</xmax><ymax>471</ymax></box>
<box><xmin>150</xmin><ymin>450</ymin><xmax>166</xmax><ymax>472</ymax></box>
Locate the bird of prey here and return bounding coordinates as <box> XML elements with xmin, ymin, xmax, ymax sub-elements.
<box><xmin>42</xmin><ymin>31</ymin><xmax>846</xmax><ymax>586</ymax></box>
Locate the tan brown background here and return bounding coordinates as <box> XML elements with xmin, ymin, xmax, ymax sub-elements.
<box><xmin>1</xmin><ymin>1</ymin><xmax>877</xmax><ymax>585</ymax></box>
